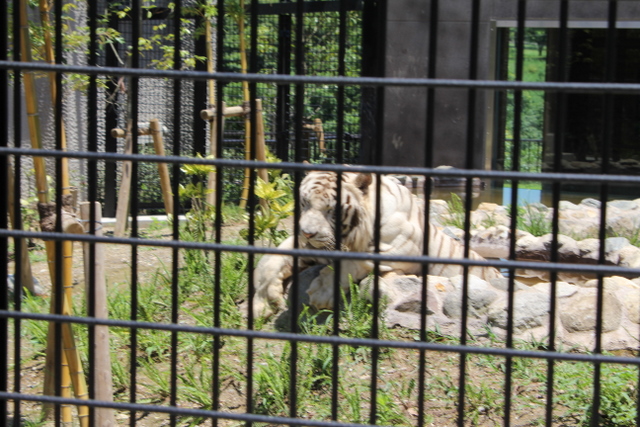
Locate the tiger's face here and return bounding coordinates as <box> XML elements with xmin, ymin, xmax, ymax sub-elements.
<box><xmin>298</xmin><ymin>171</ymin><xmax>372</xmax><ymax>250</ymax></box>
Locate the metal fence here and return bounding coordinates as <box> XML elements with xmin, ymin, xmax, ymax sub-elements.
<box><xmin>2</xmin><ymin>1</ymin><xmax>640</xmax><ymax>426</ymax></box>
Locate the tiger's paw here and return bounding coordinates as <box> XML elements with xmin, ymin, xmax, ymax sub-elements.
<box><xmin>238</xmin><ymin>299</ymin><xmax>271</xmax><ymax>319</ymax></box>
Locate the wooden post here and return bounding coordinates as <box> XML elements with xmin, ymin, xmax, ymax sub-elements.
<box><xmin>149</xmin><ymin>120</ymin><xmax>173</xmax><ymax>216</ymax></box>
<box><xmin>114</xmin><ymin>121</ymin><xmax>134</xmax><ymax>237</ymax></box>
<box><xmin>80</xmin><ymin>202</ymin><xmax>114</xmax><ymax>427</ymax></box>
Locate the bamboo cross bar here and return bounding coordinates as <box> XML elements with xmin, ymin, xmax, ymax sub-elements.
<box><xmin>200</xmin><ymin>104</ymin><xmax>247</xmax><ymax>121</ymax></box>
<box><xmin>110</xmin><ymin>126</ymin><xmax>152</xmax><ymax>138</ymax></box>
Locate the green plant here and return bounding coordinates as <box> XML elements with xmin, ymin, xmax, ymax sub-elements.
<box><xmin>516</xmin><ymin>203</ymin><xmax>551</xmax><ymax>236</ymax></box>
<box><xmin>464</xmin><ymin>380</ymin><xmax>503</xmax><ymax>425</ymax></box>
<box><xmin>608</xmin><ymin>226</ymin><xmax>640</xmax><ymax>248</ymax></box>
<box><xmin>340</xmin><ymin>277</ymin><xmax>390</xmax><ymax>343</ymax></box>
<box><xmin>20</xmin><ymin>290</ymin><xmax>50</xmax><ymax>359</ymax></box>
<box><xmin>442</xmin><ymin>193</ymin><xmax>467</xmax><ymax>230</ymax></box>
<box><xmin>253</xmin><ymin>343</ymin><xmax>294</xmax><ymax>416</ymax></box>
<box><xmin>241</xmin><ymin>175</ymin><xmax>294</xmax><ymax>246</ymax></box>
<box><xmin>375</xmin><ymin>389</ymin><xmax>411</xmax><ymax>425</ymax></box>
<box><xmin>179</xmin><ymin>156</ymin><xmax>216</xmax><ymax>241</ymax></box>
<box><xmin>340</xmin><ymin>382</ymin><xmax>366</xmax><ymax>424</ymax></box>
<box><xmin>139</xmin><ymin>357</ymin><xmax>170</xmax><ymax>401</ymax></box>
<box><xmin>479</xmin><ymin>211</ymin><xmax>500</xmax><ymax>229</ymax></box>
<box><xmin>177</xmin><ymin>361</ymin><xmax>214</xmax><ymax>425</ymax></box>
<box><xmin>553</xmin><ymin>360</ymin><xmax>638</xmax><ymax>426</ymax></box>
<box><xmin>179</xmin><ymin>156</ymin><xmax>217</xmax><ymax>275</ymax></box>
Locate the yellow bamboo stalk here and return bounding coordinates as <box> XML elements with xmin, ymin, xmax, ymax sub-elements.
<box><xmin>18</xmin><ymin>0</ymin><xmax>71</xmax><ymax>421</ymax></box>
<box><xmin>19</xmin><ymin>1</ymin><xmax>88</xmax><ymax>423</ymax></box>
<box><xmin>38</xmin><ymin>0</ymin><xmax>69</xmax><ymax>190</ymax></box>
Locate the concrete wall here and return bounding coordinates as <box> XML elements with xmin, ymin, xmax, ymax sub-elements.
<box><xmin>382</xmin><ymin>0</ymin><xmax>640</xmax><ymax>169</ymax></box>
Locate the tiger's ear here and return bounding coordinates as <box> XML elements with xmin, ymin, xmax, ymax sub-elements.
<box><xmin>354</xmin><ymin>173</ymin><xmax>372</xmax><ymax>193</ymax></box>
<box><xmin>302</xmin><ymin>160</ymin><xmax>310</xmax><ymax>175</ymax></box>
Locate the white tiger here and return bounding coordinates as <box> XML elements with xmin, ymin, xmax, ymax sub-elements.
<box><xmin>248</xmin><ymin>171</ymin><xmax>502</xmax><ymax>318</ymax></box>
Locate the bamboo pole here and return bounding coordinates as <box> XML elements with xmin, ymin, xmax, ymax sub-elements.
<box><xmin>149</xmin><ymin>120</ymin><xmax>173</xmax><ymax>216</ymax></box>
<box><xmin>38</xmin><ymin>0</ymin><xmax>69</xmax><ymax>186</ymax></box>
<box><xmin>80</xmin><ymin>202</ymin><xmax>114</xmax><ymax>427</ymax></box>
<box><xmin>21</xmin><ymin>1</ymin><xmax>88</xmax><ymax>422</ymax></box>
<box><xmin>18</xmin><ymin>0</ymin><xmax>72</xmax><ymax>422</ymax></box>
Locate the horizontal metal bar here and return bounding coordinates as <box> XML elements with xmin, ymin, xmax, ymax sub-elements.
<box><xmin>255</xmin><ymin>0</ymin><xmax>362</xmax><ymax>15</ymax></box>
<box><xmin>1</xmin><ymin>309</ymin><xmax>639</xmax><ymax>366</ymax></box>
<box><xmin>1</xmin><ymin>228</ymin><xmax>638</xmax><ymax>277</ymax></box>
<box><xmin>0</xmin><ymin>391</ymin><xmax>370</xmax><ymax>427</ymax></box>
<box><xmin>2</xmin><ymin>146</ymin><xmax>640</xmax><ymax>185</ymax></box>
<box><xmin>3</xmin><ymin>60</ymin><xmax>640</xmax><ymax>94</ymax></box>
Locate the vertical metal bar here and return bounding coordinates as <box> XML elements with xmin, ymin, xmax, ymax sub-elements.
<box><xmin>12</xmin><ymin>0</ymin><xmax>23</xmax><ymax>419</ymax></box>
<box><xmin>276</xmin><ymin>3</ymin><xmax>292</xmax><ymax>162</ymax></box>
<box><xmin>212</xmin><ymin>1</ymin><xmax>226</xmax><ymax>425</ymax></box>
<box><xmin>503</xmin><ymin>3</ymin><xmax>527</xmax><ymax>426</ymax></box>
<box><xmin>87</xmin><ymin>0</ymin><xmax>99</xmax><ymax>424</ymax></box>
<box><xmin>53</xmin><ymin>1</ymin><xmax>65</xmax><ymax>425</ymax></box>
<box><xmin>591</xmin><ymin>2</ymin><xmax>618</xmax><ymax>426</ymax></box>
<box><xmin>331</xmin><ymin>2</ymin><xmax>349</xmax><ymax>422</ymax></box>
<box><xmin>546</xmin><ymin>1</ymin><xmax>570</xmax><ymax>425</ymax></box>
<box><xmin>369</xmin><ymin>0</ymin><xmax>387</xmax><ymax>423</ymax></box>
<box><xmin>169</xmin><ymin>2</ymin><xmax>183</xmax><ymax>427</ymax></box>
<box><xmin>129</xmin><ymin>1</ymin><xmax>141</xmax><ymax>425</ymax></box>
<box><xmin>418</xmin><ymin>0</ymin><xmax>438</xmax><ymax>424</ymax></box>
<box><xmin>461</xmin><ymin>1</ymin><xmax>481</xmax><ymax>425</ymax></box>
<box><xmin>289</xmin><ymin>0</ymin><xmax>305</xmax><ymax>421</ymax></box>
<box><xmin>240</xmin><ymin>0</ymin><xmax>258</xmax><ymax>423</ymax></box>
<box><xmin>457</xmin><ymin>0</ymin><xmax>481</xmax><ymax>425</ymax></box>
<box><xmin>1</xmin><ymin>0</ymin><xmax>12</xmax><ymax>421</ymax></box>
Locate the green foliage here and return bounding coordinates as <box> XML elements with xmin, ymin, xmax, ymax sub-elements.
<box><xmin>8</xmin><ymin>1</ymin><xmax>216</xmax><ymax>94</ymax></box>
<box><xmin>442</xmin><ymin>193</ymin><xmax>467</xmax><ymax>230</ymax></box>
<box><xmin>503</xmin><ymin>28</ymin><xmax>547</xmax><ymax>173</ymax></box>
<box><xmin>516</xmin><ymin>203</ymin><xmax>551</xmax><ymax>236</ymax></box>
<box><xmin>553</xmin><ymin>361</ymin><xmax>639</xmax><ymax>426</ymax></box>
<box><xmin>178</xmin><ymin>156</ymin><xmax>216</xmax><ymax>274</ymax></box>
<box><xmin>241</xmin><ymin>173</ymin><xmax>294</xmax><ymax>247</ymax></box>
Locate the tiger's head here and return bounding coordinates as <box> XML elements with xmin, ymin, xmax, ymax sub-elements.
<box><xmin>298</xmin><ymin>171</ymin><xmax>374</xmax><ymax>252</ymax></box>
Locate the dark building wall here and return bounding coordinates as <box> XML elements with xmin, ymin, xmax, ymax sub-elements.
<box><xmin>382</xmin><ymin>0</ymin><xmax>640</xmax><ymax>169</ymax></box>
